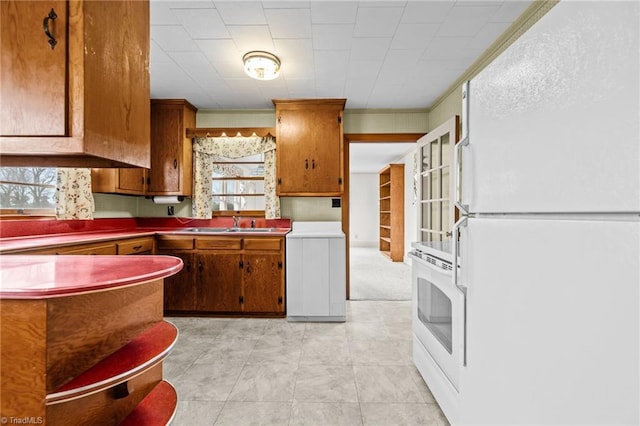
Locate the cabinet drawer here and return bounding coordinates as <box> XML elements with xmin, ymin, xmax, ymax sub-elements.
<box><xmin>156</xmin><ymin>236</ymin><xmax>194</xmax><ymax>250</ymax></box>
<box><xmin>196</xmin><ymin>237</ymin><xmax>242</xmax><ymax>250</ymax></box>
<box><xmin>117</xmin><ymin>238</ymin><xmax>154</xmax><ymax>255</ymax></box>
<box><xmin>243</xmin><ymin>238</ymin><xmax>283</xmax><ymax>251</ymax></box>
<box><xmin>57</xmin><ymin>243</ymin><xmax>117</xmax><ymax>255</ymax></box>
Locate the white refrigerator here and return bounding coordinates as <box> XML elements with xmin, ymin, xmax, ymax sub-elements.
<box><xmin>452</xmin><ymin>1</ymin><xmax>639</xmax><ymax>424</ymax></box>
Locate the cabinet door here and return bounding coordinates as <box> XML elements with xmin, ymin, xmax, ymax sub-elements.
<box><xmin>162</xmin><ymin>252</ymin><xmax>196</xmax><ymax>312</ymax></box>
<box><xmin>309</xmin><ymin>108</ymin><xmax>343</xmax><ymax>193</ymax></box>
<box><xmin>149</xmin><ymin>106</ymin><xmax>182</xmax><ymax>194</ymax></box>
<box><xmin>196</xmin><ymin>253</ymin><xmax>242</xmax><ymax>312</ymax></box>
<box><xmin>0</xmin><ymin>1</ymin><xmax>67</xmax><ymax>136</ymax></box>
<box><xmin>118</xmin><ymin>169</ymin><xmax>146</xmax><ymax>194</ymax></box>
<box><xmin>276</xmin><ymin>107</ymin><xmax>343</xmax><ymax>194</ymax></box>
<box><xmin>243</xmin><ymin>253</ymin><xmax>284</xmax><ymax>313</ymax></box>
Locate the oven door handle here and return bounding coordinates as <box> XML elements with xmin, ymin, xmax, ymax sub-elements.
<box><xmin>452</xmin><ymin>216</ymin><xmax>468</xmax><ymax>366</ymax></box>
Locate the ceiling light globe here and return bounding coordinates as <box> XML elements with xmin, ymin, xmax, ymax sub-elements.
<box><xmin>243</xmin><ymin>51</ymin><xmax>281</xmax><ymax>81</ymax></box>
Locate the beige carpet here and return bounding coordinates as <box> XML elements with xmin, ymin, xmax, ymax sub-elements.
<box><xmin>349</xmin><ymin>246</ymin><xmax>412</xmax><ymax>301</ymax></box>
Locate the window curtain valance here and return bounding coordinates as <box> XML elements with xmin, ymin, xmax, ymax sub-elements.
<box><xmin>192</xmin><ymin>135</ymin><xmax>280</xmax><ymax>219</ymax></box>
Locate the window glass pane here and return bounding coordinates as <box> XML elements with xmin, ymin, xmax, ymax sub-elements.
<box><xmin>210</xmin><ymin>153</ymin><xmax>265</xmax><ymax>213</ymax></box>
<box><xmin>0</xmin><ymin>167</ymin><xmax>57</xmax><ymax>210</ymax></box>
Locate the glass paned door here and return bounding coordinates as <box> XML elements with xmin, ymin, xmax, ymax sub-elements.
<box><xmin>417</xmin><ymin>117</ymin><xmax>459</xmax><ymax>242</ymax></box>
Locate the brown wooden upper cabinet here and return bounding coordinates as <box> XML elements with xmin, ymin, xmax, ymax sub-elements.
<box><xmin>147</xmin><ymin>100</ymin><xmax>197</xmax><ymax>196</ymax></box>
<box><xmin>273</xmin><ymin>99</ymin><xmax>346</xmax><ymax>196</ymax></box>
<box><xmin>0</xmin><ymin>0</ymin><xmax>150</xmax><ymax>168</ymax></box>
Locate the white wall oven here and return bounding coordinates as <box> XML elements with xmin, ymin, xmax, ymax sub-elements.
<box><xmin>409</xmin><ymin>241</ymin><xmax>465</xmax><ymax>397</ymax></box>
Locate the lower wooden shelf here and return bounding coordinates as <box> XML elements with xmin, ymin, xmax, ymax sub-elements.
<box><xmin>121</xmin><ymin>380</ymin><xmax>178</xmax><ymax>426</ymax></box>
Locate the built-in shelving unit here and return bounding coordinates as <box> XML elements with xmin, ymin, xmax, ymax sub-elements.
<box><xmin>379</xmin><ymin>164</ymin><xmax>404</xmax><ymax>261</ymax></box>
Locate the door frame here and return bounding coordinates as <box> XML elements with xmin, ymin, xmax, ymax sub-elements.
<box><xmin>342</xmin><ymin>133</ymin><xmax>425</xmax><ymax>299</ymax></box>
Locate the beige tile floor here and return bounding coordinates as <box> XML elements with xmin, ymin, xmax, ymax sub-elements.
<box><xmin>165</xmin><ymin>301</ymin><xmax>449</xmax><ymax>425</ymax></box>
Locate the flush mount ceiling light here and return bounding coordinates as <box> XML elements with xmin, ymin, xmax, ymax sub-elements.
<box><xmin>243</xmin><ymin>51</ymin><xmax>281</xmax><ymax>81</ymax></box>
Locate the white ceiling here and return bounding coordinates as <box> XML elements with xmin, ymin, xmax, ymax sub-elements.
<box><xmin>150</xmin><ymin>0</ymin><xmax>532</xmax><ymax>172</ymax></box>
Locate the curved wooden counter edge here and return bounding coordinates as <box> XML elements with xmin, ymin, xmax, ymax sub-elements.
<box><xmin>0</xmin><ymin>255</ymin><xmax>184</xmax><ymax>299</ymax></box>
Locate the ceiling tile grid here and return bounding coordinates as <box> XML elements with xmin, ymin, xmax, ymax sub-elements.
<box><xmin>150</xmin><ymin>0</ymin><xmax>532</xmax><ymax>110</ymax></box>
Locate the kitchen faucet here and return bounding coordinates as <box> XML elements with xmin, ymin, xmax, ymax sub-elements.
<box><xmin>233</xmin><ymin>216</ymin><xmax>240</xmax><ymax>229</ymax></box>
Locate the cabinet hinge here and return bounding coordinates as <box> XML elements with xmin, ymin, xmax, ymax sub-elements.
<box><xmin>278</xmin><ymin>296</ymin><xmax>283</xmax><ymax>305</ymax></box>
<box><xmin>239</xmin><ymin>296</ymin><xmax>244</xmax><ymax>304</ymax></box>
<box><xmin>277</xmin><ymin>178</ymin><xmax>282</xmax><ymax>185</ymax></box>
<box><xmin>239</xmin><ymin>260</ymin><xmax>244</xmax><ymax>269</ymax></box>
<box><xmin>337</xmin><ymin>116</ymin><xmax>342</xmax><ymax>124</ymax></box>
<box><xmin>277</xmin><ymin>261</ymin><xmax>283</xmax><ymax>269</ymax></box>
<box><xmin>277</xmin><ymin>116</ymin><xmax>281</xmax><ymax>124</ymax></box>
<box><xmin>338</xmin><ymin>177</ymin><xmax>343</xmax><ymax>185</ymax></box>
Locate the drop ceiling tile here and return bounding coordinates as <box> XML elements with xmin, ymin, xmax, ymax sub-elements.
<box><xmin>314</xmin><ymin>50</ymin><xmax>350</xmax><ymax>79</ymax></box>
<box><xmin>284</xmin><ymin>79</ymin><xmax>318</xmax><ymax>98</ymax></box>
<box><xmin>354</xmin><ymin>7</ymin><xmax>404</xmax><ymax>38</ymax></box>
<box><xmin>422</xmin><ymin>36</ymin><xmax>474</xmax><ymax>60</ymax></box>
<box><xmin>281</xmin><ymin>60</ymin><xmax>315</xmax><ymax>79</ymax></box>
<box><xmin>168</xmin><ymin>51</ymin><xmax>224</xmax><ymax>86</ymax></box>
<box><xmin>437</xmin><ymin>5</ymin><xmax>502</xmax><ymax>37</ymax></box>
<box><xmin>196</xmin><ymin>39</ymin><xmax>242</xmax><ymax>59</ymax></box>
<box><xmin>350</xmin><ymin>37</ymin><xmax>392</xmax><ymax>61</ymax></box>
<box><xmin>263</xmin><ymin>2</ymin><xmax>311</xmax><ymax>9</ymax></box>
<box><xmin>273</xmin><ymin>38</ymin><xmax>314</xmax><ymax>60</ymax></box>
<box><xmin>491</xmin><ymin>1</ymin><xmax>531</xmax><ymax>22</ymax></box>
<box><xmin>390</xmin><ymin>23</ymin><xmax>440</xmax><ymax>50</ymax></box>
<box><xmin>151</xmin><ymin>26</ymin><xmax>201</xmax><ymax>51</ymax></box>
<box><xmin>265</xmin><ymin>8</ymin><xmax>312</xmax><ymax>38</ymax></box>
<box><xmin>150</xmin><ymin>40</ymin><xmax>173</xmax><ymax>63</ymax></box>
<box><xmin>315</xmin><ymin>78</ymin><xmax>347</xmax><ymax>97</ymax></box>
<box><xmin>227</xmin><ymin>25</ymin><xmax>276</xmax><ymax>52</ymax></box>
<box><xmin>214</xmin><ymin>1</ymin><xmax>267</xmax><ymax>25</ymax></box>
<box><xmin>376</xmin><ymin>49</ymin><xmax>421</xmax><ymax>82</ymax></box>
<box><xmin>312</xmin><ymin>24</ymin><xmax>354</xmax><ymax>50</ymax></box>
<box><xmin>167</xmin><ymin>1</ymin><xmax>215</xmax><ymax>9</ymax></box>
<box><xmin>347</xmin><ymin>60</ymin><xmax>383</xmax><ymax>82</ymax></box>
<box><xmin>467</xmin><ymin>21</ymin><xmax>511</xmax><ymax>49</ymax></box>
<box><xmin>150</xmin><ymin>2</ymin><xmax>181</xmax><ymax>25</ymax></box>
<box><xmin>208</xmin><ymin>58</ymin><xmax>247</xmax><ymax>79</ymax></box>
<box><xmin>172</xmin><ymin>8</ymin><xmax>230</xmax><ymax>39</ymax></box>
<box><xmin>310</xmin><ymin>2</ymin><xmax>358</xmax><ymax>24</ymax></box>
<box><xmin>359</xmin><ymin>1</ymin><xmax>407</xmax><ymax>8</ymax></box>
<box><xmin>400</xmin><ymin>2</ymin><xmax>454</xmax><ymax>23</ymax></box>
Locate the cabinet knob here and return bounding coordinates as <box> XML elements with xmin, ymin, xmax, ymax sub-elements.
<box><xmin>305</xmin><ymin>159</ymin><xmax>308</xmax><ymax>169</ymax></box>
<box><xmin>173</xmin><ymin>159</ymin><xmax>178</xmax><ymax>169</ymax></box>
<box><xmin>43</xmin><ymin>8</ymin><xmax>58</xmax><ymax>50</ymax></box>
<box><xmin>312</xmin><ymin>159</ymin><xmax>315</xmax><ymax>169</ymax></box>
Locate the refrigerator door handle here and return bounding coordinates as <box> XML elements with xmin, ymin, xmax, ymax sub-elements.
<box><xmin>452</xmin><ymin>216</ymin><xmax>468</xmax><ymax>366</ymax></box>
<box><xmin>454</xmin><ymin>136</ymin><xmax>469</xmax><ymax>215</ymax></box>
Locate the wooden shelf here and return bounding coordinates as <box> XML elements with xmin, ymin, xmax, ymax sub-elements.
<box><xmin>47</xmin><ymin>321</ymin><xmax>178</xmax><ymax>404</ymax></box>
<box><xmin>379</xmin><ymin>164</ymin><xmax>404</xmax><ymax>262</ymax></box>
<box><xmin>120</xmin><ymin>380</ymin><xmax>178</xmax><ymax>426</ymax></box>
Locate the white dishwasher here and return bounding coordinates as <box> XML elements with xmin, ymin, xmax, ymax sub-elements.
<box><xmin>286</xmin><ymin>221</ymin><xmax>346</xmax><ymax>322</ymax></box>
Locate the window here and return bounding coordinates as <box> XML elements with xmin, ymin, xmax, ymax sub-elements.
<box><xmin>211</xmin><ymin>153</ymin><xmax>265</xmax><ymax>214</ymax></box>
<box><xmin>0</xmin><ymin>167</ymin><xmax>57</xmax><ymax>216</ymax></box>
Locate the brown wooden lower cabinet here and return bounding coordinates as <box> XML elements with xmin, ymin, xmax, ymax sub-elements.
<box><xmin>196</xmin><ymin>252</ymin><xmax>242</xmax><ymax>312</ymax></box>
<box><xmin>157</xmin><ymin>235</ymin><xmax>285</xmax><ymax>316</ymax></box>
<box><xmin>162</xmin><ymin>252</ymin><xmax>196</xmax><ymax>312</ymax></box>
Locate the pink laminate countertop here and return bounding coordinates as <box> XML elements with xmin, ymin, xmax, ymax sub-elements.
<box><xmin>0</xmin><ymin>255</ymin><xmax>183</xmax><ymax>299</ymax></box>
<box><xmin>0</xmin><ymin>228</ymin><xmax>290</xmax><ymax>253</ymax></box>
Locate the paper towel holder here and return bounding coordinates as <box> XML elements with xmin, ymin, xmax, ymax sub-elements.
<box><xmin>148</xmin><ymin>196</ymin><xmax>185</xmax><ymax>204</ymax></box>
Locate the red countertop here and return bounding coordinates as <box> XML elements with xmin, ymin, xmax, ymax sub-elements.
<box><xmin>0</xmin><ymin>217</ymin><xmax>292</xmax><ymax>253</ymax></box>
<box><xmin>0</xmin><ymin>255</ymin><xmax>183</xmax><ymax>299</ymax></box>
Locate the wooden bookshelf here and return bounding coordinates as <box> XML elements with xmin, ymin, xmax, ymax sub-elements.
<box><xmin>379</xmin><ymin>164</ymin><xmax>404</xmax><ymax>261</ymax></box>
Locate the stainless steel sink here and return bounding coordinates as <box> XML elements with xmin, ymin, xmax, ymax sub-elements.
<box><xmin>226</xmin><ymin>228</ymin><xmax>273</xmax><ymax>233</ymax></box>
<box><xmin>182</xmin><ymin>227</ymin><xmax>229</xmax><ymax>232</ymax></box>
<box><xmin>182</xmin><ymin>227</ymin><xmax>274</xmax><ymax>233</ymax></box>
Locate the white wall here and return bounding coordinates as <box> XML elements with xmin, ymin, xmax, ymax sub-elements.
<box><xmin>349</xmin><ymin>173</ymin><xmax>378</xmax><ymax>247</ymax></box>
